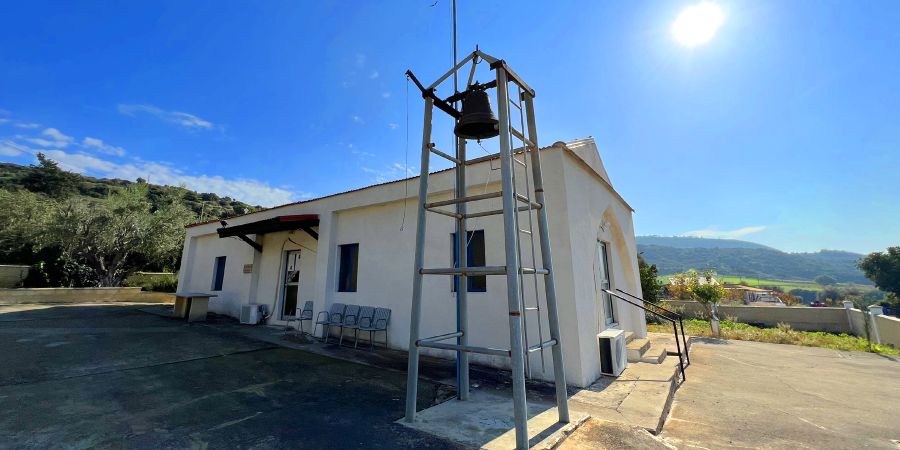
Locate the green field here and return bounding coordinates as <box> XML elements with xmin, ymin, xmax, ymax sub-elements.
<box><xmin>659</xmin><ymin>274</ymin><xmax>875</xmax><ymax>293</ymax></box>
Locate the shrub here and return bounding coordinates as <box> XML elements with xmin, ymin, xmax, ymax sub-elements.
<box><xmin>124</xmin><ymin>272</ymin><xmax>178</xmax><ymax>292</ymax></box>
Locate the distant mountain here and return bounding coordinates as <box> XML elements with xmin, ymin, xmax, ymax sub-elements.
<box><xmin>637</xmin><ymin>235</ymin><xmax>774</xmax><ymax>250</ymax></box>
<box><xmin>637</xmin><ymin>236</ymin><xmax>869</xmax><ymax>284</ymax></box>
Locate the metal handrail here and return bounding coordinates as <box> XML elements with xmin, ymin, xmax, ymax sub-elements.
<box><xmin>616</xmin><ymin>289</ymin><xmax>680</xmax><ymax>318</ymax></box>
<box><xmin>615</xmin><ymin>289</ymin><xmax>691</xmax><ymax>366</ymax></box>
<box><xmin>603</xmin><ymin>289</ymin><xmax>686</xmax><ymax>382</ymax></box>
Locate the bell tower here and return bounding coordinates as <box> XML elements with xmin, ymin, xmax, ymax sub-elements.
<box><xmin>404</xmin><ymin>49</ymin><xmax>570</xmax><ymax>450</ymax></box>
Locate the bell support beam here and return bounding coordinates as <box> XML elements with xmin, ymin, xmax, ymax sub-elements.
<box><xmin>404</xmin><ymin>97</ymin><xmax>434</xmax><ymax>423</ymax></box>
<box><xmin>495</xmin><ymin>66</ymin><xmax>530</xmax><ymax>449</ymax></box>
<box><xmin>524</xmin><ymin>92</ymin><xmax>570</xmax><ymax>423</ymax></box>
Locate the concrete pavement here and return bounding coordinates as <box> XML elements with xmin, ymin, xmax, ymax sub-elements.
<box><xmin>0</xmin><ymin>303</ymin><xmax>458</xmax><ymax>449</ymax></box>
<box><xmin>661</xmin><ymin>338</ymin><xmax>900</xmax><ymax>449</ymax></box>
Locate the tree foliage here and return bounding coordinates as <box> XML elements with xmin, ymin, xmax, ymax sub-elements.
<box><xmin>814</xmin><ymin>274</ymin><xmax>837</xmax><ymax>286</ymax></box>
<box><xmin>638</xmin><ymin>254</ymin><xmax>663</xmax><ymax>303</ymax></box>
<box><xmin>0</xmin><ymin>184</ymin><xmax>196</xmax><ymax>287</ymax></box>
<box><xmin>858</xmin><ymin>247</ymin><xmax>900</xmax><ymax>298</ymax></box>
<box><xmin>20</xmin><ymin>153</ymin><xmax>78</xmax><ymax>199</ymax></box>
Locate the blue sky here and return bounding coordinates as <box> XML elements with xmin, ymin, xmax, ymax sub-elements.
<box><xmin>1</xmin><ymin>1</ymin><xmax>897</xmax><ymax>254</ymax></box>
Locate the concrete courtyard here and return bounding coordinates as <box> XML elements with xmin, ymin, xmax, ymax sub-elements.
<box><xmin>0</xmin><ymin>303</ymin><xmax>458</xmax><ymax>449</ymax></box>
<box><xmin>1</xmin><ymin>302</ymin><xmax>898</xmax><ymax>449</ymax></box>
<box><xmin>662</xmin><ymin>338</ymin><xmax>900</xmax><ymax>449</ymax></box>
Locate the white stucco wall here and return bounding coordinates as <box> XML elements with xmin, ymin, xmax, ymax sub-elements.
<box><xmin>176</xmin><ymin>139</ymin><xmax>643</xmax><ymax>387</ymax></box>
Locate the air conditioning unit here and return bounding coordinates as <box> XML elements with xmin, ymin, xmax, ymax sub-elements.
<box><xmin>597</xmin><ymin>329</ymin><xmax>627</xmax><ymax>377</ymax></box>
<box><xmin>240</xmin><ymin>304</ymin><xmax>267</xmax><ymax>325</ymax></box>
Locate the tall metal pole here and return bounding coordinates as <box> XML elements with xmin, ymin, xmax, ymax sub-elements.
<box><xmin>496</xmin><ymin>68</ymin><xmax>530</xmax><ymax>450</ymax></box>
<box><xmin>405</xmin><ymin>97</ymin><xmax>435</xmax><ymax>422</ymax></box>
<box><xmin>524</xmin><ymin>94</ymin><xmax>570</xmax><ymax>423</ymax></box>
<box><xmin>450</xmin><ymin>0</ymin><xmax>470</xmax><ymax>402</ymax></box>
<box><xmin>455</xmin><ymin>137</ymin><xmax>470</xmax><ymax>400</ymax></box>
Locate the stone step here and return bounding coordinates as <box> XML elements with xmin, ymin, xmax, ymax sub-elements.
<box><xmin>626</xmin><ymin>338</ymin><xmax>650</xmax><ymax>362</ymax></box>
<box><xmin>623</xmin><ymin>331</ymin><xmax>635</xmax><ymax>344</ymax></box>
<box><xmin>640</xmin><ymin>345</ymin><xmax>668</xmax><ymax>364</ymax></box>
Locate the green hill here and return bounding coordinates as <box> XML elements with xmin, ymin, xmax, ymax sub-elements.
<box><xmin>0</xmin><ymin>161</ymin><xmax>259</xmax><ymax>221</ymax></box>
<box><xmin>637</xmin><ymin>236</ymin><xmax>869</xmax><ymax>284</ymax></box>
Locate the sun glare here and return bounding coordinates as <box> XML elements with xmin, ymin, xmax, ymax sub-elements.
<box><xmin>672</xmin><ymin>1</ymin><xmax>724</xmax><ymax>47</ymax></box>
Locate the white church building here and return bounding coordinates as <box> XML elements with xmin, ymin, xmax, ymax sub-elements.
<box><xmin>176</xmin><ymin>137</ymin><xmax>645</xmax><ymax>388</ymax></box>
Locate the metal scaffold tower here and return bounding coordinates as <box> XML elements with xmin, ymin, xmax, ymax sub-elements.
<box><xmin>404</xmin><ymin>48</ymin><xmax>569</xmax><ymax>450</ymax></box>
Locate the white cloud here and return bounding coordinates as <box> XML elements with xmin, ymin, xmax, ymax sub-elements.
<box><xmin>351</xmin><ymin>115</ymin><xmax>365</xmax><ymax>124</ymax></box>
<box><xmin>0</xmin><ymin>118</ymin><xmax>10</xmax><ymax>124</ymax></box>
<box><xmin>387</xmin><ymin>123</ymin><xmax>399</xmax><ymax>130</ymax></box>
<box><xmin>117</xmin><ymin>104</ymin><xmax>215</xmax><ymax>130</ymax></box>
<box><xmin>14</xmin><ymin>122</ymin><xmax>40</xmax><ymax>129</ymax></box>
<box><xmin>25</xmin><ymin>127</ymin><xmax>74</xmax><ymax>148</ymax></box>
<box><xmin>0</xmin><ymin>140</ymin><xmax>25</xmax><ymax>156</ymax></box>
<box><xmin>361</xmin><ymin>162</ymin><xmax>416</xmax><ymax>183</ymax></box>
<box><xmin>39</xmin><ymin>149</ymin><xmax>305</xmax><ymax>207</ymax></box>
<box><xmin>355</xmin><ymin>53</ymin><xmax>367</xmax><ymax>67</ymax></box>
<box><xmin>369</xmin><ymin>71</ymin><xmax>379</xmax><ymax>79</ymax></box>
<box><xmin>82</xmin><ymin>137</ymin><xmax>126</xmax><ymax>156</ymax></box>
<box><xmin>381</xmin><ymin>91</ymin><xmax>391</xmax><ymax>99</ymax></box>
<box><xmin>351</xmin><ymin>148</ymin><xmax>375</xmax><ymax>158</ymax></box>
<box><xmin>681</xmin><ymin>225</ymin><xmax>767</xmax><ymax>239</ymax></box>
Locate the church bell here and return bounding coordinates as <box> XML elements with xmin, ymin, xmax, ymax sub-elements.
<box><xmin>454</xmin><ymin>88</ymin><xmax>499</xmax><ymax>140</ymax></box>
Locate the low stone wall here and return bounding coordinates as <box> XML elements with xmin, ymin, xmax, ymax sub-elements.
<box><xmin>663</xmin><ymin>300</ymin><xmax>900</xmax><ymax>348</ymax></box>
<box><xmin>663</xmin><ymin>300</ymin><xmax>852</xmax><ymax>333</ymax></box>
<box><xmin>0</xmin><ymin>287</ymin><xmax>174</xmax><ymax>305</ymax></box>
<box><xmin>875</xmin><ymin>314</ymin><xmax>900</xmax><ymax>348</ymax></box>
<box><xmin>0</xmin><ymin>265</ymin><xmax>30</xmax><ymax>288</ymax></box>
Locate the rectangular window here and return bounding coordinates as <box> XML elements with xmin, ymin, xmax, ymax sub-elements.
<box><xmin>452</xmin><ymin>230</ymin><xmax>486</xmax><ymax>292</ymax></box>
<box><xmin>337</xmin><ymin>243</ymin><xmax>359</xmax><ymax>292</ymax></box>
<box><xmin>212</xmin><ymin>256</ymin><xmax>226</xmax><ymax>291</ymax></box>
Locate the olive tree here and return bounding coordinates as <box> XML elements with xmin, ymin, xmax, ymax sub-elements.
<box><xmin>690</xmin><ymin>270</ymin><xmax>726</xmax><ymax>335</ymax></box>
<box><xmin>43</xmin><ymin>184</ymin><xmax>195</xmax><ymax>286</ymax></box>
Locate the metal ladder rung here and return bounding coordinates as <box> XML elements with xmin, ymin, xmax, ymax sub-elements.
<box><xmin>428</xmin><ymin>144</ymin><xmax>460</xmax><ymax>164</ymax></box>
<box><xmin>527</xmin><ymin>339</ymin><xmax>557</xmax><ymax>353</ymax></box>
<box><xmin>509</xmin><ymin>126</ymin><xmax>535</xmax><ymax>147</ymax></box>
<box><xmin>514</xmin><ymin>193</ymin><xmax>541</xmax><ymax>209</ymax></box>
<box><xmin>509</xmin><ymin>98</ymin><xmax>522</xmax><ymax>110</ymax></box>
<box><xmin>424</xmin><ymin>207</ymin><xmax>462</xmax><ymax>219</ymax></box>
<box><xmin>417</xmin><ymin>331</ymin><xmax>463</xmax><ymax>344</ymax></box>
<box><xmin>518</xmin><ymin>229</ymin><xmax>532</xmax><ymax>235</ymax></box>
<box><xmin>425</xmin><ymin>191</ymin><xmax>503</xmax><ymax>208</ymax></box>
<box><xmin>465</xmin><ymin>204</ymin><xmax>540</xmax><ymax>220</ymax></box>
<box><xmin>417</xmin><ymin>341</ymin><xmax>510</xmax><ymax>357</ymax></box>
<box><xmin>525</xmin><ymin>307</ymin><xmax>539</xmax><ymax>311</ymax></box>
<box><xmin>420</xmin><ymin>266</ymin><xmax>507</xmax><ymax>276</ymax></box>
<box><xmin>513</xmin><ymin>156</ymin><xmax>527</xmax><ymax>167</ymax></box>
<box><xmin>521</xmin><ymin>267</ymin><xmax>549</xmax><ymax>275</ymax></box>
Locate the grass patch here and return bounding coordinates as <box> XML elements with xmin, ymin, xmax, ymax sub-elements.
<box><xmin>657</xmin><ymin>274</ymin><xmax>877</xmax><ymax>294</ymax></box>
<box><xmin>648</xmin><ymin>319</ymin><xmax>900</xmax><ymax>356</ymax></box>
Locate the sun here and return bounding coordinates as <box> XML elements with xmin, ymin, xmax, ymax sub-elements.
<box><xmin>672</xmin><ymin>1</ymin><xmax>724</xmax><ymax>47</ymax></box>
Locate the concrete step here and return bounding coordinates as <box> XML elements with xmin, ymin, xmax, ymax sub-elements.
<box><xmin>570</xmin><ymin>359</ymin><xmax>682</xmax><ymax>436</ymax></box>
<box><xmin>626</xmin><ymin>338</ymin><xmax>650</xmax><ymax>362</ymax></box>
<box><xmin>640</xmin><ymin>345</ymin><xmax>667</xmax><ymax>364</ymax></box>
<box><xmin>623</xmin><ymin>331</ymin><xmax>635</xmax><ymax>344</ymax></box>
<box><xmin>555</xmin><ymin>418</ymin><xmax>676</xmax><ymax>450</ymax></box>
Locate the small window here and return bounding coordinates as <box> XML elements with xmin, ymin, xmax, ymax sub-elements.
<box><xmin>337</xmin><ymin>243</ymin><xmax>359</xmax><ymax>292</ymax></box>
<box><xmin>452</xmin><ymin>230</ymin><xmax>486</xmax><ymax>292</ymax></box>
<box><xmin>212</xmin><ymin>256</ymin><xmax>226</xmax><ymax>291</ymax></box>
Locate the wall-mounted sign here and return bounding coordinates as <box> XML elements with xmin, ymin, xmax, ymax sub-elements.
<box><xmin>243</xmin><ymin>264</ymin><xmax>253</xmax><ymax>274</ymax></box>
